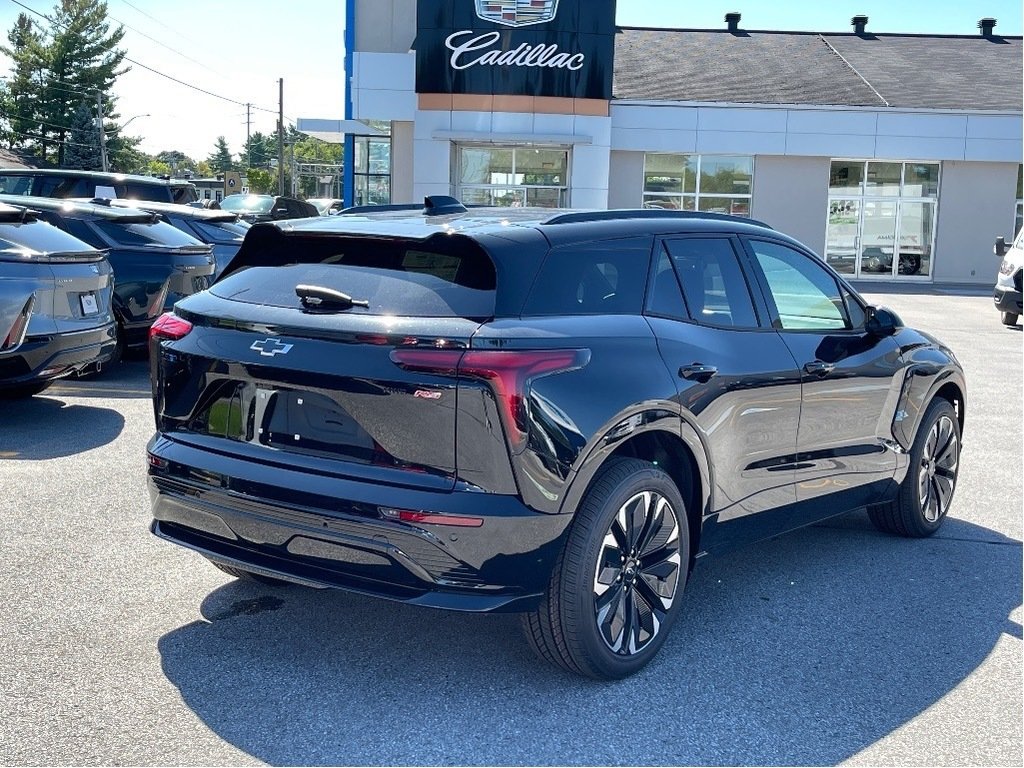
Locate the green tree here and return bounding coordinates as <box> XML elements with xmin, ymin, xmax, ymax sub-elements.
<box><xmin>61</xmin><ymin>99</ymin><xmax>101</xmax><ymax>169</ymax></box>
<box><xmin>0</xmin><ymin>13</ymin><xmax>46</xmax><ymax>151</ymax></box>
<box><xmin>156</xmin><ymin>150</ymin><xmax>197</xmax><ymax>176</ymax></box>
<box><xmin>241</xmin><ymin>131</ymin><xmax>275</xmax><ymax>168</ymax></box>
<box><xmin>245</xmin><ymin>167</ymin><xmax>275</xmax><ymax>194</ymax></box>
<box><xmin>207</xmin><ymin>135</ymin><xmax>235</xmax><ymax>173</ymax></box>
<box><xmin>41</xmin><ymin>0</ymin><xmax>128</xmax><ymax>166</ymax></box>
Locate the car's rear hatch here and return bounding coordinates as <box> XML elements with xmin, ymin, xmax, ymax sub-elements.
<box><xmin>152</xmin><ymin>234</ymin><xmax>498</xmax><ymax>490</ymax></box>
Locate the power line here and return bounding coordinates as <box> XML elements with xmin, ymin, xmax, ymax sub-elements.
<box><xmin>115</xmin><ymin>0</ymin><xmax>208</xmax><ymax>55</ymax></box>
<box><xmin>108</xmin><ymin>12</ymin><xmax>224</xmax><ymax>78</ymax></box>
<box><xmin>7</xmin><ymin>0</ymin><xmax>280</xmax><ymax>114</ymax></box>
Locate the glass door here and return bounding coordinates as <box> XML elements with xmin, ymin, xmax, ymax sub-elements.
<box><xmin>825</xmin><ymin>199</ymin><xmax>861</xmax><ymax>276</ymax></box>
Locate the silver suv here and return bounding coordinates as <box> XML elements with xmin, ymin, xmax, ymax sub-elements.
<box><xmin>0</xmin><ymin>204</ymin><xmax>116</xmax><ymax>397</ymax></box>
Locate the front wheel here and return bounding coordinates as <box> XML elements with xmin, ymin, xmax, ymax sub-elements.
<box><xmin>1001</xmin><ymin>311</ymin><xmax>1019</xmax><ymax>326</ymax></box>
<box><xmin>522</xmin><ymin>458</ymin><xmax>689</xmax><ymax>679</ymax></box>
<box><xmin>869</xmin><ymin>399</ymin><xmax>960</xmax><ymax>537</ymax></box>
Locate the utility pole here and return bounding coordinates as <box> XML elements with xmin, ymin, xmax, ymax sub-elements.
<box><xmin>96</xmin><ymin>90</ymin><xmax>109</xmax><ymax>172</ymax></box>
<box><xmin>277</xmin><ymin>79</ymin><xmax>285</xmax><ymax>196</ymax></box>
<box><xmin>245</xmin><ymin>102</ymin><xmax>251</xmax><ymax>168</ymax></box>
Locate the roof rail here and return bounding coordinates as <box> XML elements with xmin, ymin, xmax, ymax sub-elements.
<box><xmin>541</xmin><ymin>209</ymin><xmax>774</xmax><ymax>229</ymax></box>
<box><xmin>339</xmin><ymin>196</ymin><xmax>472</xmax><ymax>217</ymax></box>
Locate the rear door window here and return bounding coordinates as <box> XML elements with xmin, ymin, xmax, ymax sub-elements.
<box><xmin>0</xmin><ymin>174</ymin><xmax>35</xmax><ymax>195</ymax></box>
<box><xmin>522</xmin><ymin>237</ymin><xmax>653</xmax><ymax>316</ymax></box>
<box><xmin>663</xmin><ymin>237</ymin><xmax>759</xmax><ymax>328</ymax></box>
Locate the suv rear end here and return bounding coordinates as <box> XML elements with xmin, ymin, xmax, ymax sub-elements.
<box><xmin>0</xmin><ymin>204</ymin><xmax>115</xmax><ymax>396</ymax></box>
<box><xmin>0</xmin><ymin>195</ymin><xmax>216</xmax><ymax>355</ymax></box>
<box><xmin>148</xmin><ymin>216</ymin><xmax>574</xmax><ymax>610</ymax></box>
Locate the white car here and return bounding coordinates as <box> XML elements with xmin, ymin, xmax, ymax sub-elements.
<box><xmin>994</xmin><ymin>231</ymin><xmax>1023</xmax><ymax>326</ymax></box>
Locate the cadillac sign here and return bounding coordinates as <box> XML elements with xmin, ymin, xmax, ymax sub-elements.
<box><xmin>474</xmin><ymin>0</ymin><xmax>560</xmax><ymax>28</ymax></box>
<box><xmin>416</xmin><ymin>0</ymin><xmax>616</xmax><ymax>100</ymax></box>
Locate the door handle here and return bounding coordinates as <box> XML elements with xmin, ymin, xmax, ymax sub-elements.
<box><xmin>803</xmin><ymin>360</ymin><xmax>835</xmax><ymax>376</ymax></box>
<box><xmin>679</xmin><ymin>363</ymin><xmax>718</xmax><ymax>382</ymax></box>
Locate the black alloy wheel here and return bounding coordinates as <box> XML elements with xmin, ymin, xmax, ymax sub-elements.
<box><xmin>522</xmin><ymin>458</ymin><xmax>689</xmax><ymax>679</ymax></box>
<box><xmin>869</xmin><ymin>398</ymin><xmax>960</xmax><ymax>537</ymax></box>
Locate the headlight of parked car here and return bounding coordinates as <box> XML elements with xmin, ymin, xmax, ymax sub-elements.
<box><xmin>999</xmin><ymin>259</ymin><xmax>1015</xmax><ymax>276</ymax></box>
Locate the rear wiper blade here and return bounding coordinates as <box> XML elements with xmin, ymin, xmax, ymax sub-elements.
<box><xmin>295</xmin><ymin>284</ymin><xmax>370</xmax><ymax>311</ymax></box>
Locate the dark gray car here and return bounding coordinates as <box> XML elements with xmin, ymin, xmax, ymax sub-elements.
<box><xmin>0</xmin><ymin>203</ymin><xmax>116</xmax><ymax>397</ymax></box>
<box><xmin>104</xmin><ymin>199</ymin><xmax>250</xmax><ymax>278</ymax></box>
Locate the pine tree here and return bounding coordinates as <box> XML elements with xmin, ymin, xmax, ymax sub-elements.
<box><xmin>207</xmin><ymin>136</ymin><xmax>235</xmax><ymax>173</ymax></box>
<box><xmin>0</xmin><ymin>13</ymin><xmax>46</xmax><ymax>151</ymax></box>
<box><xmin>61</xmin><ymin>99</ymin><xmax>101</xmax><ymax>169</ymax></box>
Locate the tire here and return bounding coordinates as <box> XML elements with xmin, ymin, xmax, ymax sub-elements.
<box><xmin>1001</xmin><ymin>312</ymin><xmax>1019</xmax><ymax>326</ymax></box>
<box><xmin>522</xmin><ymin>458</ymin><xmax>689</xmax><ymax>679</ymax></box>
<box><xmin>868</xmin><ymin>398</ymin><xmax>960</xmax><ymax>538</ymax></box>
<box><xmin>0</xmin><ymin>380</ymin><xmax>51</xmax><ymax>399</ymax></box>
<box><xmin>208</xmin><ymin>559</ymin><xmax>293</xmax><ymax>587</ymax></box>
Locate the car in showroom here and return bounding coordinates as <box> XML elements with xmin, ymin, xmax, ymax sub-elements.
<box><xmin>993</xmin><ymin>231</ymin><xmax>1023</xmax><ymax>326</ymax></box>
<box><xmin>0</xmin><ymin>195</ymin><xmax>215</xmax><ymax>362</ymax></box>
<box><xmin>104</xmin><ymin>199</ymin><xmax>250</xmax><ymax>278</ymax></box>
<box><xmin>0</xmin><ymin>168</ymin><xmax>198</xmax><ymax>204</ymax></box>
<box><xmin>0</xmin><ymin>203</ymin><xmax>116</xmax><ymax>397</ymax></box>
<box><xmin>218</xmin><ymin>193</ymin><xmax>319</xmax><ymax>224</ymax></box>
<box><xmin>146</xmin><ymin>199</ymin><xmax>966</xmax><ymax>679</ymax></box>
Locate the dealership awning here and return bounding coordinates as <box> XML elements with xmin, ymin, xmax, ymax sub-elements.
<box><xmin>295</xmin><ymin>118</ymin><xmax>387</xmax><ymax>144</ymax></box>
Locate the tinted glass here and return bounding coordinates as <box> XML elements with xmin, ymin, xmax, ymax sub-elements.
<box><xmin>523</xmin><ymin>238</ymin><xmax>652</xmax><ymax>316</ymax></box>
<box><xmin>213</xmin><ymin>237</ymin><xmax>496</xmax><ymax>319</ymax></box>
<box><xmin>94</xmin><ymin>219</ymin><xmax>203</xmax><ymax>248</ymax></box>
<box><xmin>125</xmin><ymin>182</ymin><xmax>172</xmax><ymax>202</ymax></box>
<box><xmin>829</xmin><ymin>161</ymin><xmax>863</xmax><ymax>195</ymax></box>
<box><xmin>749</xmin><ymin>240</ymin><xmax>849</xmax><ymax>330</ymax></box>
<box><xmin>172</xmin><ymin>184</ymin><xmax>198</xmax><ymax>204</ymax></box>
<box><xmin>191</xmin><ymin>219</ymin><xmax>248</xmax><ymax>242</ymax></box>
<box><xmin>699</xmin><ymin>155</ymin><xmax>753</xmax><ymax>195</ymax></box>
<box><xmin>664</xmin><ymin>238</ymin><xmax>758</xmax><ymax>328</ymax></box>
<box><xmin>0</xmin><ymin>174</ymin><xmax>34</xmax><ymax>195</ymax></box>
<box><xmin>0</xmin><ymin>219</ymin><xmax>98</xmax><ymax>258</ymax></box>
<box><xmin>865</xmin><ymin>161</ymin><xmax>901</xmax><ymax>196</ymax></box>
<box><xmin>903</xmin><ymin>163</ymin><xmax>940</xmax><ymax>198</ymax></box>
<box><xmin>647</xmin><ymin>247</ymin><xmax>688</xmax><ymax>318</ymax></box>
<box><xmin>842</xmin><ymin>286</ymin><xmax>866</xmax><ymax>329</ymax></box>
<box><xmin>644</xmin><ymin>154</ymin><xmax>696</xmax><ymax>194</ymax></box>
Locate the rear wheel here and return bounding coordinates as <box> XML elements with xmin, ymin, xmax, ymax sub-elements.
<box><xmin>0</xmin><ymin>380</ymin><xmax>51</xmax><ymax>399</ymax></box>
<box><xmin>869</xmin><ymin>399</ymin><xmax>960</xmax><ymax>537</ymax></box>
<box><xmin>522</xmin><ymin>458</ymin><xmax>688</xmax><ymax>679</ymax></box>
<box><xmin>208</xmin><ymin>559</ymin><xmax>293</xmax><ymax>586</ymax></box>
<box><xmin>1001</xmin><ymin>311</ymin><xmax>1019</xmax><ymax>326</ymax></box>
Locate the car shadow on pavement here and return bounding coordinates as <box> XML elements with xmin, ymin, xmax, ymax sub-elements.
<box><xmin>157</xmin><ymin>516</ymin><xmax>1022</xmax><ymax>766</ymax></box>
<box><xmin>0</xmin><ymin>394</ymin><xmax>125</xmax><ymax>459</ymax></box>
<box><xmin>46</xmin><ymin>360</ymin><xmax>152</xmax><ymax>400</ymax></box>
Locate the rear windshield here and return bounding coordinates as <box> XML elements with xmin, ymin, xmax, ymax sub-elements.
<box><xmin>220</xmin><ymin>195</ymin><xmax>273</xmax><ymax>214</ymax></box>
<box><xmin>0</xmin><ymin>174</ymin><xmax>33</xmax><ymax>196</ymax></box>
<box><xmin>94</xmin><ymin>219</ymin><xmax>204</xmax><ymax>249</ymax></box>
<box><xmin>171</xmin><ymin>184</ymin><xmax>198</xmax><ymax>204</ymax></box>
<box><xmin>0</xmin><ymin>219</ymin><xmax>99</xmax><ymax>259</ymax></box>
<box><xmin>214</xmin><ymin>236</ymin><xmax>496</xmax><ymax>318</ymax></box>
<box><xmin>191</xmin><ymin>219</ymin><xmax>249</xmax><ymax>242</ymax></box>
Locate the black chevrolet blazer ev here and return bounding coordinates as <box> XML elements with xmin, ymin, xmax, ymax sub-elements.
<box><xmin>146</xmin><ymin>199</ymin><xmax>966</xmax><ymax>679</ymax></box>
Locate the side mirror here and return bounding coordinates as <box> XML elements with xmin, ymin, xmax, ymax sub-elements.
<box><xmin>865</xmin><ymin>305</ymin><xmax>901</xmax><ymax>337</ymax></box>
<box><xmin>994</xmin><ymin>236</ymin><xmax>1007</xmax><ymax>257</ymax></box>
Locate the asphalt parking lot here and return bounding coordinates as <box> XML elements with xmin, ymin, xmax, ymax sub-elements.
<box><xmin>1</xmin><ymin>288</ymin><xmax>1020</xmax><ymax>766</ymax></box>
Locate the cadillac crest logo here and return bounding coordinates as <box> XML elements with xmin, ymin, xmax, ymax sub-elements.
<box><xmin>475</xmin><ymin>0</ymin><xmax>560</xmax><ymax>27</ymax></box>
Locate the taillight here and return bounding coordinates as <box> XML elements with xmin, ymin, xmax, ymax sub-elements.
<box><xmin>149</xmin><ymin>312</ymin><xmax>193</xmax><ymax>342</ymax></box>
<box><xmin>1</xmin><ymin>296</ymin><xmax>34</xmax><ymax>352</ymax></box>
<box><xmin>379</xmin><ymin>507</ymin><xmax>483</xmax><ymax>528</ymax></box>
<box><xmin>390</xmin><ymin>347</ymin><xmax>590</xmax><ymax>445</ymax></box>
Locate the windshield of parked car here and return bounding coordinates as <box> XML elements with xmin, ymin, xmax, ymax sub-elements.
<box><xmin>219</xmin><ymin>195</ymin><xmax>274</xmax><ymax>214</ymax></box>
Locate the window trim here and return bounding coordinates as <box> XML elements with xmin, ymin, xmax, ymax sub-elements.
<box><xmin>740</xmin><ymin>236</ymin><xmax>871</xmax><ymax>334</ymax></box>
<box><xmin>454</xmin><ymin>144</ymin><xmax>570</xmax><ymax>209</ymax></box>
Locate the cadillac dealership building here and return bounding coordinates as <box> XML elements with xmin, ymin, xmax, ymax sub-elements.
<box><xmin>333</xmin><ymin>0</ymin><xmax>1022</xmax><ymax>285</ymax></box>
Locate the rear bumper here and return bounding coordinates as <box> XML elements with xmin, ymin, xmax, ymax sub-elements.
<box><xmin>0</xmin><ymin>322</ymin><xmax>116</xmax><ymax>387</ymax></box>
<box><xmin>993</xmin><ymin>285</ymin><xmax>1023</xmax><ymax>314</ymax></box>
<box><xmin>147</xmin><ymin>434</ymin><xmax>572</xmax><ymax>612</ymax></box>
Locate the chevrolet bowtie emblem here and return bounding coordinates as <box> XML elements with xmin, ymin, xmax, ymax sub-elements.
<box><xmin>250</xmin><ymin>338</ymin><xmax>293</xmax><ymax>357</ymax></box>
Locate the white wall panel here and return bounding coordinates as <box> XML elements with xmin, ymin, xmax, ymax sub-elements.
<box><xmin>611</xmin><ymin>128</ymin><xmax>697</xmax><ymax>153</ymax></box>
<box><xmin>611</xmin><ymin>105</ymin><xmax>698</xmax><ymax>130</ymax></box>
<box><xmin>571</xmin><ymin>145</ymin><xmax>611</xmax><ymax>191</ymax></box>
<box><xmin>450</xmin><ymin>111</ymin><xmax>493</xmax><ymax>134</ymax></box>
<box><xmin>786</xmin><ymin>109</ymin><xmax>878</xmax><ymax>135</ymax></box>
<box><xmin>533</xmin><ymin>114</ymin><xmax>576</xmax><ymax>136</ymax></box>
<box><xmin>354</xmin><ymin>89</ymin><xmax>416</xmax><ymax>122</ymax></box>
<box><xmin>874</xmin><ymin>136</ymin><xmax>966</xmax><ymax>160</ymax></box>
<box><xmin>697</xmin><ymin>106</ymin><xmax>789</xmax><ymax>132</ymax></box>
<box><xmin>966</xmin><ymin>115</ymin><xmax>1023</xmax><ymax>140</ymax></box>
<box><xmin>570</xmin><ymin>187</ymin><xmax>610</xmax><ymax>209</ymax></box>
<box><xmin>412</xmin><ymin>139</ymin><xmax>451</xmax><ymax>186</ymax></box>
<box><xmin>573</xmin><ymin>116</ymin><xmax>612</xmax><ymax>146</ymax></box>
<box><xmin>696</xmin><ymin>130</ymin><xmax>787</xmax><ymax>155</ymax></box>
<box><xmin>352</xmin><ymin>52</ymin><xmax>415</xmax><ymax>91</ymax></box>
<box><xmin>490</xmin><ymin>112</ymin><xmax>534</xmax><ymax>134</ymax></box>
<box><xmin>964</xmin><ymin>138</ymin><xmax>1024</xmax><ymax>162</ymax></box>
<box><xmin>876</xmin><ymin>112</ymin><xmax>969</xmax><ymax>138</ymax></box>
<box><xmin>784</xmin><ymin>133</ymin><xmax>877</xmax><ymax>157</ymax></box>
<box><xmin>413</xmin><ymin>110</ymin><xmax>451</xmax><ymax>141</ymax></box>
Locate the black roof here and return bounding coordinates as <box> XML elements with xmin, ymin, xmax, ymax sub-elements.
<box><xmin>0</xmin><ymin>168</ymin><xmax>195</xmax><ymax>186</ymax></box>
<box><xmin>0</xmin><ymin>194</ymin><xmax>159</xmax><ymax>222</ymax></box>
<box><xmin>614</xmin><ymin>28</ymin><xmax>1023</xmax><ymax>110</ymax></box>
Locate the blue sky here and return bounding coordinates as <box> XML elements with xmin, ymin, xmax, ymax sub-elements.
<box><xmin>0</xmin><ymin>0</ymin><xmax>1019</xmax><ymax>160</ymax></box>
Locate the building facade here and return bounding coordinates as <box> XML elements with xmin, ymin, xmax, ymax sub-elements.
<box><xmin>341</xmin><ymin>0</ymin><xmax>1023</xmax><ymax>284</ymax></box>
